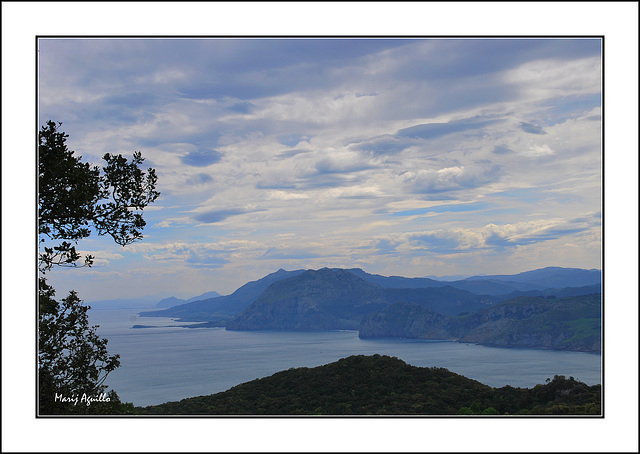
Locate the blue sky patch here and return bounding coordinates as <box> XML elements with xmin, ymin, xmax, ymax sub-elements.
<box><xmin>181</xmin><ymin>149</ymin><xmax>224</xmax><ymax>167</ymax></box>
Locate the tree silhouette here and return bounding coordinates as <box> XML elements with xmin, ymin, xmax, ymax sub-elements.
<box><xmin>38</xmin><ymin>120</ymin><xmax>159</xmax><ymax>415</ymax></box>
<box><xmin>38</xmin><ymin>120</ymin><xmax>159</xmax><ymax>273</ymax></box>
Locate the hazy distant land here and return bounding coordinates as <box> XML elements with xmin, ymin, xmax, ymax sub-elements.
<box><xmin>138</xmin><ymin>266</ymin><xmax>601</xmax><ymax>353</ymax></box>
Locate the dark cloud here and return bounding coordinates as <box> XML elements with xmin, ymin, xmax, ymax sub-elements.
<box><xmin>41</xmin><ymin>38</ymin><xmax>601</xmax><ymax>121</ymax></box>
<box><xmin>519</xmin><ymin>122</ymin><xmax>547</xmax><ymax>135</ymax></box>
<box><xmin>224</xmin><ymin>101</ymin><xmax>255</xmax><ymax>114</ymax></box>
<box><xmin>353</xmin><ymin>116</ymin><xmax>504</xmax><ymax>156</ymax></box>
<box><xmin>516</xmin><ymin>227</ymin><xmax>591</xmax><ymax>245</ymax></box>
<box><xmin>392</xmin><ymin>38</ymin><xmax>601</xmax><ymax>82</ymax></box>
<box><xmin>352</xmin><ymin>135</ymin><xmax>411</xmax><ymax>155</ymax></box>
<box><xmin>397</xmin><ymin>118</ymin><xmax>502</xmax><ymax>141</ymax></box>
<box><xmin>314</xmin><ymin>158</ymin><xmax>374</xmax><ymax>175</ymax></box>
<box><xmin>42</xmin><ymin>39</ymin><xmax>415</xmax><ymax>104</ymax></box>
<box><xmin>493</xmin><ymin>145</ymin><xmax>514</xmax><ymax>155</ymax></box>
<box><xmin>275</xmin><ymin>148</ymin><xmax>313</xmax><ymax>160</ymax></box>
<box><xmin>481</xmin><ymin>226</ymin><xmax>591</xmax><ymax>251</ymax></box>
<box><xmin>176</xmin><ymin>39</ymin><xmax>417</xmax><ymax>101</ymax></box>
<box><xmin>255</xmin><ymin>179</ymin><xmax>297</xmax><ymax>190</ymax></box>
<box><xmin>60</xmin><ymin>94</ymin><xmax>158</xmax><ymax>126</ymax></box>
<box><xmin>484</xmin><ymin>233</ymin><xmax>515</xmax><ymax>249</ymax></box>
<box><xmin>197</xmin><ymin>38</ymin><xmax>415</xmax><ymax>74</ymax></box>
<box><xmin>194</xmin><ymin>208</ymin><xmax>246</xmax><ymax>223</ymax></box>
<box><xmin>181</xmin><ymin>148</ymin><xmax>224</xmax><ymax>167</ymax></box>
<box><xmin>136</xmin><ymin>129</ymin><xmax>225</xmax><ymax>149</ymax></box>
<box><xmin>391</xmin><ymin>202</ymin><xmax>490</xmax><ymax>217</ymax></box>
<box><xmin>403</xmin><ymin>219</ymin><xmax>594</xmax><ymax>255</ymax></box>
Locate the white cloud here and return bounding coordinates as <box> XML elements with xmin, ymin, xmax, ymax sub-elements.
<box><xmin>388</xmin><ymin>215</ymin><xmax>600</xmax><ymax>254</ymax></box>
<box><xmin>267</xmin><ymin>190</ymin><xmax>311</xmax><ymax>200</ymax></box>
<box><xmin>400</xmin><ymin>165</ymin><xmax>501</xmax><ymax>195</ymax></box>
<box><xmin>37</xmin><ymin>38</ymin><xmax>603</xmax><ymax>299</ymax></box>
<box><xmin>524</xmin><ymin>144</ymin><xmax>555</xmax><ymax>157</ymax></box>
<box><xmin>73</xmin><ymin>250</ymin><xmax>125</xmax><ymax>267</ymax></box>
<box><xmin>503</xmin><ymin>56</ymin><xmax>601</xmax><ymax>101</ymax></box>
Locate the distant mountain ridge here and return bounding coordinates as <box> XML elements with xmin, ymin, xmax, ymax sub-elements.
<box><xmin>138</xmin><ymin>266</ymin><xmax>602</xmax><ymax>352</ymax></box>
<box><xmin>155</xmin><ymin>290</ymin><xmax>223</xmax><ymax>308</ymax></box>
<box><xmin>140</xmin><ymin>267</ymin><xmax>601</xmax><ymax>320</ymax></box>
<box><xmin>155</xmin><ymin>296</ymin><xmax>187</xmax><ymax>308</ymax></box>
<box><xmin>345</xmin><ymin>268</ymin><xmax>444</xmax><ymax>289</ymax></box>
<box><xmin>140</xmin><ymin>269</ymin><xmax>305</xmax><ymax>321</ymax></box>
<box><xmin>463</xmin><ymin>266</ymin><xmax>602</xmax><ymax>288</ymax></box>
<box><xmin>351</xmin><ymin>266</ymin><xmax>601</xmax><ymax>296</ymax></box>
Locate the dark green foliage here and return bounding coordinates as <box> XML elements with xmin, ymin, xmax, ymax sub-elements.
<box><xmin>38</xmin><ymin>120</ymin><xmax>159</xmax><ymax>272</ymax></box>
<box><xmin>38</xmin><ymin>121</ymin><xmax>158</xmax><ymax>415</ymax></box>
<box><xmin>38</xmin><ymin>278</ymin><xmax>134</xmax><ymax>415</ymax></box>
<box><xmin>136</xmin><ymin>355</ymin><xmax>601</xmax><ymax>416</ymax></box>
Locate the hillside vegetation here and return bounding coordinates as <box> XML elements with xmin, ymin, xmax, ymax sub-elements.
<box><xmin>360</xmin><ymin>294</ymin><xmax>601</xmax><ymax>353</ymax></box>
<box><xmin>136</xmin><ymin>355</ymin><xmax>601</xmax><ymax>416</ymax></box>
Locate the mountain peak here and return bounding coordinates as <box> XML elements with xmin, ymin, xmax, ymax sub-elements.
<box><xmin>226</xmin><ymin>267</ymin><xmax>388</xmax><ymax>331</ymax></box>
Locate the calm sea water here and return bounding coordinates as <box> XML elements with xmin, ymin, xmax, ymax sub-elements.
<box><xmin>88</xmin><ymin>308</ymin><xmax>602</xmax><ymax>407</ymax></box>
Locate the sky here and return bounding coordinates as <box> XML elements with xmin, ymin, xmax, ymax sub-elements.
<box><xmin>37</xmin><ymin>37</ymin><xmax>603</xmax><ymax>300</ymax></box>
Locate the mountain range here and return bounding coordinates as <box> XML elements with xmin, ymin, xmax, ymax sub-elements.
<box><xmin>139</xmin><ymin>266</ymin><xmax>601</xmax><ymax>352</ymax></box>
<box><xmin>141</xmin><ymin>268</ymin><xmax>306</xmax><ymax>321</ymax></box>
<box><xmin>155</xmin><ymin>290</ymin><xmax>222</xmax><ymax>308</ymax></box>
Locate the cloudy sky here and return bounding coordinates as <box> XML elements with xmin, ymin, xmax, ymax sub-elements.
<box><xmin>38</xmin><ymin>37</ymin><xmax>603</xmax><ymax>299</ymax></box>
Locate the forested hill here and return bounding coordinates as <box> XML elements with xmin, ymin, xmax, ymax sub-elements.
<box><xmin>360</xmin><ymin>294</ymin><xmax>601</xmax><ymax>353</ymax></box>
<box><xmin>136</xmin><ymin>355</ymin><xmax>601</xmax><ymax>416</ymax></box>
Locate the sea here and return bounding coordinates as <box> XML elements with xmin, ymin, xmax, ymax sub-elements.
<box><xmin>88</xmin><ymin>308</ymin><xmax>602</xmax><ymax>408</ymax></box>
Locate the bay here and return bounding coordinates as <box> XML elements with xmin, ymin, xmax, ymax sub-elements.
<box><xmin>89</xmin><ymin>308</ymin><xmax>602</xmax><ymax>408</ymax></box>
